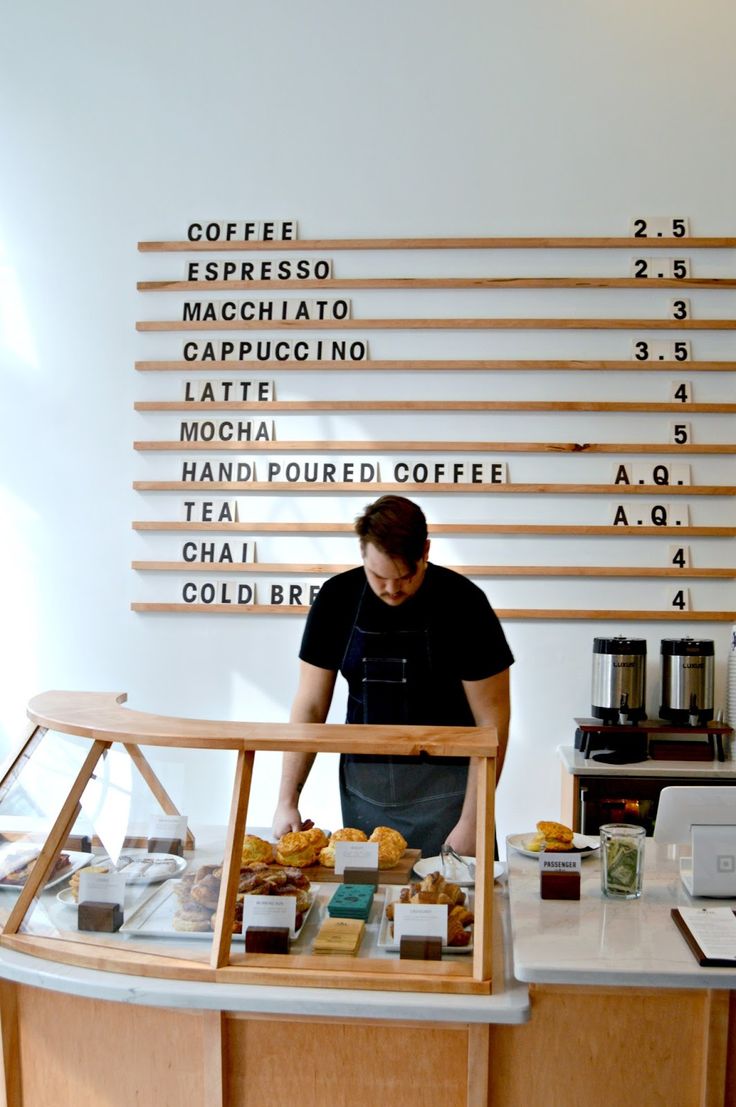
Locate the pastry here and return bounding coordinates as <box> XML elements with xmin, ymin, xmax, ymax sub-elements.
<box><xmin>303</xmin><ymin>827</ymin><xmax>329</xmax><ymax>853</ymax></box>
<box><xmin>190</xmin><ymin>872</ymin><xmax>221</xmax><ymax>909</ymax></box>
<box><xmin>69</xmin><ymin>864</ymin><xmax>112</xmax><ymax>902</ymax></box>
<box><xmin>275</xmin><ymin>831</ymin><xmax>317</xmax><ymax>867</ymax></box>
<box><xmin>386</xmin><ymin>872</ymin><xmax>473</xmax><ymax>947</ymax></box>
<box><xmin>172</xmin><ymin>902</ymin><xmax>215</xmax><ymax>932</ymax></box>
<box><xmin>369</xmin><ymin>826</ymin><xmax>407</xmax><ymax>869</ymax></box>
<box><xmin>318</xmin><ymin>828</ymin><xmax>369</xmax><ymax>868</ymax></box>
<box><xmin>241</xmin><ymin>834</ymin><xmax>274</xmax><ymax>865</ymax></box>
<box><xmin>527</xmin><ymin>821</ymin><xmax>575</xmax><ymax>852</ymax></box>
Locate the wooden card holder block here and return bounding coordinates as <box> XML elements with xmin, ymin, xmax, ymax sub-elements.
<box><xmin>540</xmin><ymin>871</ymin><xmax>581</xmax><ymax>901</ymax></box>
<box><xmin>147</xmin><ymin>837</ymin><xmax>184</xmax><ymax>856</ymax></box>
<box><xmin>342</xmin><ymin>867</ymin><xmax>379</xmax><ymax>886</ymax></box>
<box><xmin>400</xmin><ymin>935</ymin><xmax>443</xmax><ymax>961</ymax></box>
<box><xmin>77</xmin><ymin>901</ymin><xmax>124</xmax><ymax>932</ymax></box>
<box><xmin>244</xmin><ymin>926</ymin><xmax>290</xmax><ymax>954</ymax></box>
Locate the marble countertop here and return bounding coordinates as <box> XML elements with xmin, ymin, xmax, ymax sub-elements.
<box><xmin>506</xmin><ymin>837</ymin><xmax>736</xmax><ymax>989</ymax></box>
<box><xmin>558</xmin><ymin>745</ymin><xmax>736</xmax><ymax>779</ymax></box>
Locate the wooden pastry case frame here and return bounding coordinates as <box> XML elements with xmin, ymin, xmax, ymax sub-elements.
<box><xmin>0</xmin><ymin>691</ymin><xmax>497</xmax><ymax>996</ymax></box>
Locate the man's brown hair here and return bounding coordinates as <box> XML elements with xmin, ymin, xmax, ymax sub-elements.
<box><xmin>354</xmin><ymin>495</ymin><xmax>428</xmax><ymax>572</ymax></box>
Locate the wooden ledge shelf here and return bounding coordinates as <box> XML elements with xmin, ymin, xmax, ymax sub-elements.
<box><xmin>131</xmin><ymin>521</ymin><xmax>736</xmax><ymax>537</ymax></box>
<box><xmin>132</xmin><ymin>439</ymin><xmax>736</xmax><ymax>455</ymax></box>
<box><xmin>133</xmin><ymin>480</ymin><xmax>735</xmax><ymax>495</ymax></box>
<box><xmin>132</xmin><ymin>604</ymin><xmax>736</xmax><ymax>620</ymax></box>
<box><xmin>137</xmin><ymin>236</ymin><xmax>736</xmax><ymax>251</ymax></box>
<box><xmin>137</xmin><ymin>317</ymin><xmax>736</xmax><ymax>332</ymax></box>
<box><xmin>132</xmin><ymin>561</ymin><xmax>736</xmax><ymax>579</ymax></box>
<box><xmin>138</xmin><ymin>276</ymin><xmax>736</xmax><ymax>291</ymax></box>
<box><xmin>135</xmin><ymin>358</ymin><xmax>736</xmax><ymax>372</ymax></box>
<box><xmin>133</xmin><ymin>399</ymin><xmax>736</xmax><ymax>414</ymax></box>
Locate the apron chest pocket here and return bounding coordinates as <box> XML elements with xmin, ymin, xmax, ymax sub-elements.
<box><xmin>362</xmin><ymin>657</ymin><xmax>407</xmax><ymax>684</ymax></box>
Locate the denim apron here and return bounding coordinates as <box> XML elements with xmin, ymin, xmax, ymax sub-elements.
<box><xmin>338</xmin><ymin>583</ymin><xmax>469</xmax><ymax>858</ymax></box>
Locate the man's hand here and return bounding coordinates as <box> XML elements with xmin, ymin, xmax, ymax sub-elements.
<box><xmin>272</xmin><ymin>803</ymin><xmax>313</xmax><ymax>839</ymax></box>
<box><xmin>443</xmin><ymin>818</ymin><xmax>476</xmax><ymax>858</ymax></box>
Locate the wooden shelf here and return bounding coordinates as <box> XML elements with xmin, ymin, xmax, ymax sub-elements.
<box><xmin>131</xmin><ymin>603</ymin><xmax>736</xmax><ymax>620</ymax></box>
<box><xmin>137</xmin><ymin>236</ymin><xmax>736</xmax><ymax>252</ymax></box>
<box><xmin>133</xmin><ymin>480</ymin><xmax>735</xmax><ymax>494</ymax></box>
<box><xmin>137</xmin><ymin>276</ymin><xmax>736</xmax><ymax>291</ymax></box>
<box><xmin>131</xmin><ymin>521</ymin><xmax>736</xmax><ymax>536</ymax></box>
<box><xmin>135</xmin><ymin>359</ymin><xmax>736</xmax><ymax>372</ymax></box>
<box><xmin>133</xmin><ymin>399</ymin><xmax>736</xmax><ymax>413</ymax></box>
<box><xmin>132</xmin><ymin>561</ymin><xmax>736</xmax><ymax>579</ymax></box>
<box><xmin>132</xmin><ymin>439</ymin><xmax>736</xmax><ymax>455</ymax></box>
<box><xmin>137</xmin><ymin>317</ymin><xmax>736</xmax><ymax>332</ymax></box>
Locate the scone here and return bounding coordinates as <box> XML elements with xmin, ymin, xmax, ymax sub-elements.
<box><xmin>369</xmin><ymin>826</ymin><xmax>407</xmax><ymax>869</ymax></box>
<box><xmin>275</xmin><ymin>831</ymin><xmax>317</xmax><ymax>867</ymax></box>
<box><xmin>318</xmin><ymin>827</ymin><xmax>369</xmax><ymax>868</ymax></box>
<box><xmin>241</xmin><ymin>834</ymin><xmax>274</xmax><ymax>866</ymax></box>
<box><xmin>527</xmin><ymin>820</ymin><xmax>575</xmax><ymax>852</ymax></box>
<box><xmin>303</xmin><ymin>826</ymin><xmax>329</xmax><ymax>853</ymax></box>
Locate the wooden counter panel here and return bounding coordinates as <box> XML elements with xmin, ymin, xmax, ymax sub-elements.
<box><xmin>13</xmin><ymin>985</ymin><xmax>206</xmax><ymax>1107</ymax></box>
<box><xmin>488</xmin><ymin>984</ymin><xmax>728</xmax><ymax>1107</ymax></box>
<box><xmin>224</xmin><ymin>1018</ymin><xmax>470</xmax><ymax>1107</ymax></box>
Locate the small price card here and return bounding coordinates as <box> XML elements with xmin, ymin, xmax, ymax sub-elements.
<box><xmin>334</xmin><ymin>840</ymin><xmax>379</xmax><ymax>875</ymax></box>
<box><xmin>243</xmin><ymin>894</ymin><xmax>297</xmax><ymax>937</ymax></box>
<box><xmin>78</xmin><ymin>869</ymin><xmax>127</xmax><ymax>906</ymax></box>
<box><xmin>148</xmin><ymin>814</ymin><xmax>188</xmax><ymax>842</ymax></box>
<box><xmin>539</xmin><ymin>854</ymin><xmax>581</xmax><ymax>875</ymax></box>
<box><xmin>394</xmin><ymin>902</ymin><xmax>448</xmax><ymax>945</ymax></box>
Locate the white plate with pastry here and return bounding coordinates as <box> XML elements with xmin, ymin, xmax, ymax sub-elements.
<box><xmin>119</xmin><ymin>877</ymin><xmax>317</xmax><ymax>941</ymax></box>
<box><xmin>112</xmin><ymin>851</ymin><xmax>188</xmax><ymax>884</ymax></box>
<box><xmin>507</xmin><ymin>833</ymin><xmax>600</xmax><ymax>859</ymax></box>
<box><xmin>413</xmin><ymin>856</ymin><xmax>504</xmax><ymax>887</ymax></box>
<box><xmin>0</xmin><ymin>850</ymin><xmax>100</xmax><ymax>892</ymax></box>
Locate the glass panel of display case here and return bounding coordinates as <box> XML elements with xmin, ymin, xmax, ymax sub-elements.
<box><xmin>10</xmin><ymin>741</ymin><xmax>240</xmax><ymax>968</ymax></box>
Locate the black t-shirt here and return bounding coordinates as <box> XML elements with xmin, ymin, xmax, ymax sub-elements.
<box><xmin>300</xmin><ymin>563</ymin><xmax>514</xmax><ymax>725</ymax></box>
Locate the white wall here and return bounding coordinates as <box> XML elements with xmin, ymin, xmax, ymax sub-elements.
<box><xmin>1</xmin><ymin>0</ymin><xmax>734</xmax><ymax>850</ymax></box>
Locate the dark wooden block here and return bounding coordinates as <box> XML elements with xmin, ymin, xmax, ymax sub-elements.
<box><xmin>77</xmin><ymin>901</ymin><xmax>124</xmax><ymax>932</ymax></box>
<box><xmin>245</xmin><ymin>926</ymin><xmax>290</xmax><ymax>954</ymax></box>
<box><xmin>399</xmin><ymin>935</ymin><xmax>443</xmax><ymax>961</ymax></box>
<box><xmin>540</xmin><ymin>870</ymin><xmax>581</xmax><ymax>901</ymax></box>
<box><xmin>147</xmin><ymin>837</ymin><xmax>184</xmax><ymax>856</ymax></box>
<box><xmin>342</xmin><ymin>866</ymin><xmax>379</xmax><ymax>886</ymax></box>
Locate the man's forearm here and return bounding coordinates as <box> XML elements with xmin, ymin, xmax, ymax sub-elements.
<box><xmin>277</xmin><ymin>752</ymin><xmax>316</xmax><ymax>806</ymax></box>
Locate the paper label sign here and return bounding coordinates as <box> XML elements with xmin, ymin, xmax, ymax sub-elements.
<box><xmin>243</xmin><ymin>894</ymin><xmax>297</xmax><ymax>937</ymax></box>
<box><xmin>148</xmin><ymin>814</ymin><xmax>188</xmax><ymax>843</ymax></box>
<box><xmin>77</xmin><ymin>870</ymin><xmax>127</xmax><ymax>906</ymax></box>
<box><xmin>394</xmin><ymin>903</ymin><xmax>448</xmax><ymax>945</ymax></box>
<box><xmin>539</xmin><ymin>854</ymin><xmax>581</xmax><ymax>874</ymax></box>
<box><xmin>334</xmin><ymin>841</ymin><xmax>379</xmax><ymax>875</ymax></box>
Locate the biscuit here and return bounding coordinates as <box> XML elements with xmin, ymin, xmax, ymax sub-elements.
<box><xmin>330</xmin><ymin>828</ymin><xmax>368</xmax><ymax>843</ymax></box>
<box><xmin>369</xmin><ymin>826</ymin><xmax>407</xmax><ymax>868</ymax></box>
<box><xmin>536</xmin><ymin>820</ymin><xmax>574</xmax><ymax>845</ymax></box>
<box><xmin>275</xmin><ymin>831</ymin><xmax>317</xmax><ymax>867</ymax></box>
<box><xmin>303</xmin><ymin>826</ymin><xmax>329</xmax><ymax>853</ymax></box>
<box><xmin>241</xmin><ymin>834</ymin><xmax>274</xmax><ymax>866</ymax></box>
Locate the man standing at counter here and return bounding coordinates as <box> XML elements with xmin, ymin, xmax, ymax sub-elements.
<box><xmin>272</xmin><ymin>495</ymin><xmax>513</xmax><ymax>858</ymax></box>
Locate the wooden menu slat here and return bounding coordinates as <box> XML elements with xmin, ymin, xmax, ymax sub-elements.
<box><xmin>135</xmin><ymin>359</ymin><xmax>736</xmax><ymax>372</ymax></box>
<box><xmin>133</xmin><ymin>480</ymin><xmax>735</xmax><ymax>494</ymax></box>
<box><xmin>137</xmin><ymin>276</ymin><xmax>736</xmax><ymax>291</ymax></box>
<box><xmin>137</xmin><ymin>236</ymin><xmax>736</xmax><ymax>251</ymax></box>
<box><xmin>137</xmin><ymin>317</ymin><xmax>736</xmax><ymax>332</ymax></box>
<box><xmin>132</xmin><ymin>439</ymin><xmax>736</xmax><ymax>454</ymax></box>
<box><xmin>131</xmin><ymin>521</ymin><xmax>736</xmax><ymax>536</ymax></box>
<box><xmin>133</xmin><ymin>399</ymin><xmax>736</xmax><ymax>413</ymax></box>
<box><xmin>131</xmin><ymin>604</ymin><xmax>736</xmax><ymax>620</ymax></box>
<box><xmin>132</xmin><ymin>561</ymin><xmax>736</xmax><ymax>579</ymax></box>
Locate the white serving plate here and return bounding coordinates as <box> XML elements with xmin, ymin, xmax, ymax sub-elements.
<box><xmin>0</xmin><ymin>851</ymin><xmax>100</xmax><ymax>892</ymax></box>
<box><xmin>507</xmin><ymin>833</ymin><xmax>600</xmax><ymax>860</ymax></box>
<box><xmin>112</xmin><ymin>851</ymin><xmax>188</xmax><ymax>884</ymax></box>
<box><xmin>377</xmin><ymin>886</ymin><xmax>474</xmax><ymax>954</ymax></box>
<box><xmin>413</xmin><ymin>855</ymin><xmax>504</xmax><ymax>887</ymax></box>
<box><xmin>119</xmin><ymin>878</ymin><xmax>316</xmax><ymax>941</ymax></box>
